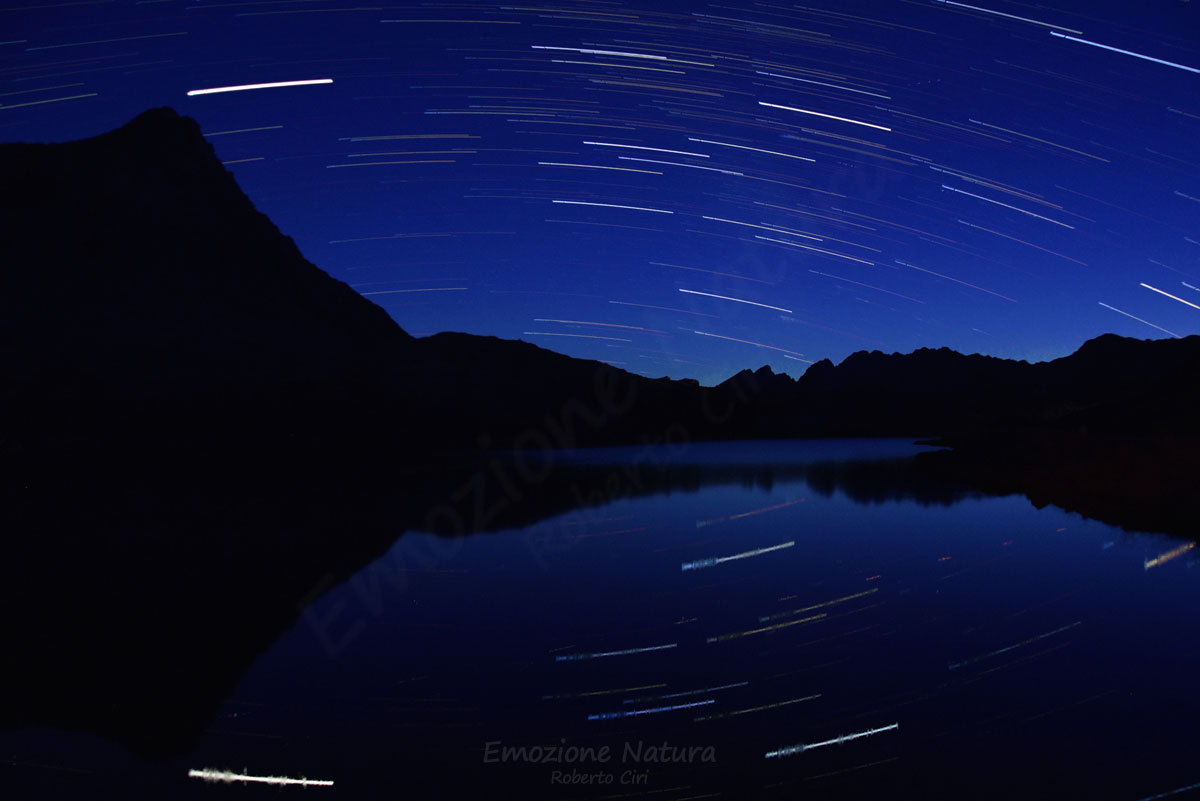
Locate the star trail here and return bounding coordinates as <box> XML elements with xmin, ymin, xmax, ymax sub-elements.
<box><xmin>6</xmin><ymin>0</ymin><xmax>1197</xmax><ymax>383</ymax></box>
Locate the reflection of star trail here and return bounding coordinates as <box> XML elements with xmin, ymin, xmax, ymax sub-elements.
<box><xmin>682</xmin><ymin>540</ymin><xmax>794</xmax><ymax>571</ymax></box>
<box><xmin>697</xmin><ymin>498</ymin><xmax>805</xmax><ymax>528</ymax></box>
<box><xmin>188</xmin><ymin>768</ymin><xmax>334</xmax><ymax>787</ymax></box>
<box><xmin>948</xmin><ymin>621</ymin><xmax>1082</xmax><ymax>670</ymax></box>
<box><xmin>588</xmin><ymin>699</ymin><xmax>714</xmax><ymax>720</ymax></box>
<box><xmin>759</xmin><ymin>588</ymin><xmax>879</xmax><ymax>623</ymax></box>
<box><xmin>556</xmin><ymin>643</ymin><xmax>677</xmax><ymax>661</ymax></box>
<box><xmin>1144</xmin><ymin>542</ymin><xmax>1195</xmax><ymax>571</ymax></box>
<box><xmin>695</xmin><ymin>693</ymin><xmax>821</xmax><ymax>722</ymax></box>
<box><xmin>623</xmin><ymin>681</ymin><xmax>749</xmax><ymax>705</ymax></box>
<box><xmin>1131</xmin><ymin>779</ymin><xmax>1200</xmax><ymax>801</ymax></box>
<box><xmin>541</xmin><ymin>683</ymin><xmax>667</xmax><ymax>701</ymax></box>
<box><xmin>765</xmin><ymin>723</ymin><xmax>899</xmax><ymax>758</ymax></box>
<box><xmin>707</xmin><ymin>612</ymin><xmax>825</xmax><ymax>644</ymax></box>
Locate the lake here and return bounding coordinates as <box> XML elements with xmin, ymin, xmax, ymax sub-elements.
<box><xmin>5</xmin><ymin>439</ymin><xmax>1198</xmax><ymax>800</ymax></box>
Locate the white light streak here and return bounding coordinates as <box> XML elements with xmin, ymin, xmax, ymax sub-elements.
<box><xmin>188</xmin><ymin>768</ymin><xmax>333</xmax><ymax>787</ymax></box>
<box><xmin>758</xmin><ymin>101</ymin><xmax>891</xmax><ymax>131</ymax></box>
<box><xmin>531</xmin><ymin>45</ymin><xmax>712</xmax><ymax>66</ymax></box>
<box><xmin>1050</xmin><ymin>31</ymin><xmax>1200</xmax><ymax>74</ymax></box>
<box><xmin>1140</xmin><ymin>282</ymin><xmax>1200</xmax><ymax>310</ymax></box>
<box><xmin>203</xmin><ymin>125</ymin><xmax>284</xmax><ymax>136</ymax></box>
<box><xmin>551</xmin><ymin>58</ymin><xmax>685</xmax><ymax>74</ymax></box>
<box><xmin>538</xmin><ymin>161</ymin><xmax>662</xmax><ymax>174</ymax></box>
<box><xmin>933</xmin><ymin>0</ymin><xmax>1082</xmax><ymax>34</ymax></box>
<box><xmin>552</xmin><ymin>199</ymin><xmax>673</xmax><ymax>214</ymax></box>
<box><xmin>704</xmin><ymin>215</ymin><xmax>822</xmax><ymax>239</ymax></box>
<box><xmin>610</xmin><ymin>300</ymin><xmax>719</xmax><ymax>318</ymax></box>
<box><xmin>187</xmin><ymin>79</ymin><xmax>333</xmax><ymax>96</ymax></box>
<box><xmin>360</xmin><ymin>287</ymin><xmax>467</xmax><ymax>295</ymax></box>
<box><xmin>765</xmin><ymin>723</ymin><xmax>898</xmax><ymax>758</ymax></box>
<box><xmin>754</xmin><ymin>235</ymin><xmax>875</xmax><ymax>266</ymax></box>
<box><xmin>967</xmin><ymin>120</ymin><xmax>1108</xmax><ymax>162</ymax></box>
<box><xmin>0</xmin><ymin>92</ymin><xmax>97</xmax><ymax>110</ymax></box>
<box><xmin>898</xmin><ymin>259</ymin><xmax>1017</xmax><ymax>302</ymax></box>
<box><xmin>535</xmin><ymin>318</ymin><xmax>647</xmax><ymax>330</ymax></box>
<box><xmin>1097</xmin><ymin>302</ymin><xmax>1180</xmax><ymax>338</ymax></box>
<box><xmin>0</xmin><ymin>82</ymin><xmax>83</xmax><ymax>97</ymax></box>
<box><xmin>584</xmin><ymin>140</ymin><xmax>709</xmax><ymax>157</ymax></box>
<box><xmin>618</xmin><ymin>156</ymin><xmax>742</xmax><ymax>175</ymax></box>
<box><xmin>693</xmin><ymin>330</ymin><xmax>807</xmax><ymax>357</ymax></box>
<box><xmin>679</xmin><ymin>288</ymin><xmax>792</xmax><ymax>313</ymax></box>
<box><xmin>809</xmin><ymin>269</ymin><xmax>925</xmax><ymax>303</ymax></box>
<box><xmin>941</xmin><ymin>185</ymin><xmax>1074</xmax><ymax>228</ymax></box>
<box><xmin>26</xmin><ymin>31</ymin><xmax>188</xmax><ymax>51</ymax></box>
<box><xmin>524</xmin><ymin>331</ymin><xmax>632</xmax><ymax>342</ymax></box>
<box><xmin>755</xmin><ymin>71</ymin><xmax>890</xmax><ymax>99</ymax></box>
<box><xmin>327</xmin><ymin>160</ymin><xmax>455</xmax><ymax>168</ymax></box>
<box><xmin>688</xmin><ymin>137</ymin><xmax>815</xmax><ymax>162</ymax></box>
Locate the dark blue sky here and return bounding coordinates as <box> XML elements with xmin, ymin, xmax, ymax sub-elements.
<box><xmin>6</xmin><ymin>0</ymin><xmax>1198</xmax><ymax>384</ymax></box>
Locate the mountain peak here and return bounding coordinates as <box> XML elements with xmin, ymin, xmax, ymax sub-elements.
<box><xmin>121</xmin><ymin>105</ymin><xmax>187</xmax><ymax>131</ymax></box>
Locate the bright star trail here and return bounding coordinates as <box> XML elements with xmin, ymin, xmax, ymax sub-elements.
<box><xmin>186</xmin><ymin>79</ymin><xmax>334</xmax><ymax>96</ymax></box>
<box><xmin>1049</xmin><ymin>31</ymin><xmax>1200</xmax><ymax>75</ymax></box>
<box><xmin>8</xmin><ymin>0</ymin><xmax>1197</xmax><ymax>383</ymax></box>
<box><xmin>765</xmin><ymin>723</ymin><xmax>900</xmax><ymax>758</ymax></box>
<box><xmin>188</xmin><ymin>768</ymin><xmax>334</xmax><ymax>787</ymax></box>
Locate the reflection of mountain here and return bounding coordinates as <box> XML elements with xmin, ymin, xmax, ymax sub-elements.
<box><xmin>2</xmin><ymin>451</ymin><xmax>965</xmax><ymax>760</ymax></box>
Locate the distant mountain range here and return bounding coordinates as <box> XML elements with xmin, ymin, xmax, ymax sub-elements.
<box><xmin>2</xmin><ymin>106</ymin><xmax>1197</xmax><ymax>518</ymax></box>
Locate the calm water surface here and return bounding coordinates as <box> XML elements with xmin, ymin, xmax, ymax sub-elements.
<box><xmin>11</xmin><ymin>440</ymin><xmax>1200</xmax><ymax>799</ymax></box>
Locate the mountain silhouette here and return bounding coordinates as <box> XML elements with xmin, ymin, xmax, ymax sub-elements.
<box><xmin>4</xmin><ymin>107</ymin><xmax>1196</xmax><ymax>466</ymax></box>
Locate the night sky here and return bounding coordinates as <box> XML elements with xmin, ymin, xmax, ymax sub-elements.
<box><xmin>5</xmin><ymin>0</ymin><xmax>1198</xmax><ymax>385</ymax></box>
